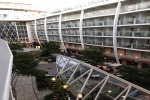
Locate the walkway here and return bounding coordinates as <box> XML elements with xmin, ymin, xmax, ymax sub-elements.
<box><xmin>14</xmin><ymin>76</ymin><xmax>50</xmax><ymax>100</ymax></box>
<box><xmin>36</xmin><ymin>61</ymin><xmax>58</xmax><ymax>76</ymax></box>
<box><xmin>13</xmin><ymin>61</ymin><xmax>57</xmax><ymax>100</ymax></box>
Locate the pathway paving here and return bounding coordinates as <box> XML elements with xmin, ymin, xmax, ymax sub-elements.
<box><xmin>13</xmin><ymin>61</ymin><xmax>57</xmax><ymax>100</ymax></box>
<box><xmin>36</xmin><ymin>62</ymin><xmax>58</xmax><ymax>76</ymax></box>
<box><xmin>15</xmin><ymin>76</ymin><xmax>50</xmax><ymax>100</ymax></box>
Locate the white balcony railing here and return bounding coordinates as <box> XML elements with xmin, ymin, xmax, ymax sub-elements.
<box><xmin>0</xmin><ymin>39</ymin><xmax>14</xmax><ymax>100</ymax></box>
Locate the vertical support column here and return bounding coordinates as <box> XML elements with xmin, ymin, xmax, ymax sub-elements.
<box><xmin>14</xmin><ymin>22</ymin><xmax>19</xmax><ymax>41</ymax></box>
<box><xmin>44</xmin><ymin>18</ymin><xmax>49</xmax><ymax>42</ymax></box>
<box><xmin>113</xmin><ymin>2</ymin><xmax>122</xmax><ymax>64</ymax></box>
<box><xmin>79</xmin><ymin>10</ymin><xmax>84</xmax><ymax>49</ymax></box>
<box><xmin>26</xmin><ymin>22</ymin><xmax>33</xmax><ymax>43</ymax></box>
<box><xmin>59</xmin><ymin>14</ymin><xmax>67</xmax><ymax>53</ymax></box>
<box><xmin>34</xmin><ymin>19</ymin><xmax>43</xmax><ymax>47</ymax></box>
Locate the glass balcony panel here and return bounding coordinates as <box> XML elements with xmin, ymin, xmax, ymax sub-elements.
<box><xmin>141</xmin><ymin>0</ymin><xmax>150</xmax><ymax>9</ymax></box>
<box><xmin>104</xmin><ymin>32</ymin><xmax>113</xmax><ymax>36</ymax></box>
<box><xmin>118</xmin><ymin>42</ymin><xmax>131</xmax><ymax>48</ymax></box>
<box><xmin>96</xmin><ymin>32</ymin><xmax>102</xmax><ymax>36</ymax></box>
<box><xmin>136</xmin><ymin>17</ymin><xmax>150</xmax><ymax>24</ymax></box>
<box><xmin>126</xmin><ymin>4</ymin><xmax>136</xmax><ymax>12</ymax></box>
<box><xmin>107</xmin><ymin>20</ymin><xmax>114</xmax><ymax>25</ymax></box>
<box><xmin>96</xmin><ymin>42</ymin><xmax>102</xmax><ymax>45</ymax></box>
<box><xmin>119</xmin><ymin>32</ymin><xmax>132</xmax><ymax>36</ymax></box>
<box><xmin>133</xmin><ymin>44</ymin><xmax>150</xmax><ymax>50</ymax></box>
<box><xmin>103</xmin><ymin>42</ymin><xmax>113</xmax><ymax>46</ymax></box>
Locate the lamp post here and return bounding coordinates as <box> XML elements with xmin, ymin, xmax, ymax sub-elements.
<box><xmin>51</xmin><ymin>77</ymin><xmax>57</xmax><ymax>100</ymax></box>
<box><xmin>77</xmin><ymin>93</ymin><xmax>83</xmax><ymax>100</ymax></box>
<box><xmin>63</xmin><ymin>84</ymin><xmax>68</xmax><ymax>100</ymax></box>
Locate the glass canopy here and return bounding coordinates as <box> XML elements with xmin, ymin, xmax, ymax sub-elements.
<box><xmin>56</xmin><ymin>55</ymin><xmax>150</xmax><ymax>100</ymax></box>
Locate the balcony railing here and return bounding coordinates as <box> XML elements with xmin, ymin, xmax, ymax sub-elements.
<box><xmin>47</xmin><ymin>25</ymin><xmax>58</xmax><ymax>29</ymax></box>
<box><xmin>48</xmin><ymin>32</ymin><xmax>59</xmax><ymax>35</ymax></box>
<box><xmin>103</xmin><ymin>31</ymin><xmax>113</xmax><ymax>36</ymax></box>
<box><xmin>95</xmin><ymin>42</ymin><xmax>102</xmax><ymax>45</ymax></box>
<box><xmin>83</xmin><ymin>31</ymin><xmax>113</xmax><ymax>36</ymax></box>
<box><xmin>62</xmin><ymin>32</ymin><xmax>79</xmax><ymax>35</ymax></box>
<box><xmin>121</xmin><ymin>2</ymin><xmax>150</xmax><ymax>13</ymax></box>
<box><xmin>84</xmin><ymin>9</ymin><xmax>115</xmax><ymax>18</ymax></box>
<box><xmin>103</xmin><ymin>41</ymin><xmax>113</xmax><ymax>46</ymax></box>
<box><xmin>0</xmin><ymin>39</ymin><xmax>14</xmax><ymax>100</ymax></box>
<box><xmin>118</xmin><ymin>43</ymin><xmax>150</xmax><ymax>50</ymax></box>
<box><xmin>133</xmin><ymin>44</ymin><xmax>150</xmax><ymax>50</ymax></box>
<box><xmin>84</xmin><ymin>20</ymin><xmax>114</xmax><ymax>27</ymax></box>
<box><xmin>47</xmin><ymin>18</ymin><xmax>59</xmax><ymax>23</ymax></box>
<box><xmin>36</xmin><ymin>20</ymin><xmax>44</xmax><ymax>24</ymax></box>
<box><xmin>117</xmin><ymin>31</ymin><xmax>150</xmax><ymax>37</ymax></box>
<box><xmin>118</xmin><ymin>17</ymin><xmax>150</xmax><ymax>25</ymax></box>
<box><xmin>118</xmin><ymin>42</ymin><xmax>132</xmax><ymax>48</ymax></box>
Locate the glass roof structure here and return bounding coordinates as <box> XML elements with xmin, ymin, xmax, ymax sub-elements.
<box><xmin>56</xmin><ymin>55</ymin><xmax>150</xmax><ymax>100</ymax></box>
<box><xmin>0</xmin><ymin>0</ymin><xmax>116</xmax><ymax>12</ymax></box>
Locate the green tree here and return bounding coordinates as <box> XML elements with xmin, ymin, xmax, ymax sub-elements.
<box><xmin>42</xmin><ymin>41</ymin><xmax>60</xmax><ymax>56</ymax></box>
<box><xmin>118</xmin><ymin>65</ymin><xmax>139</xmax><ymax>82</ymax></box>
<box><xmin>82</xmin><ymin>47</ymin><xmax>106</xmax><ymax>66</ymax></box>
<box><xmin>13</xmin><ymin>52</ymin><xmax>40</xmax><ymax>76</ymax></box>
<box><xmin>9</xmin><ymin>42</ymin><xmax>23</xmax><ymax>50</ymax></box>
<box><xmin>11</xmin><ymin>52</ymin><xmax>45</xmax><ymax>89</ymax></box>
<box><xmin>118</xmin><ymin>65</ymin><xmax>150</xmax><ymax>90</ymax></box>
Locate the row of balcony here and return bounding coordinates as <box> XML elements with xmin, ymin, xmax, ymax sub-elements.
<box><xmin>118</xmin><ymin>42</ymin><xmax>150</xmax><ymax>50</ymax></box>
<box><xmin>33</xmin><ymin>17</ymin><xmax>150</xmax><ymax>28</ymax></box>
<box><xmin>62</xmin><ymin>14</ymin><xmax>80</xmax><ymax>21</ymax></box>
<box><xmin>49</xmin><ymin>37</ymin><xmax>60</xmax><ymax>41</ymax></box>
<box><xmin>118</xmin><ymin>17</ymin><xmax>150</xmax><ymax>25</ymax></box>
<box><xmin>36</xmin><ymin>20</ymin><xmax>44</xmax><ymax>24</ymax></box>
<box><xmin>62</xmin><ymin>24</ymin><xmax>79</xmax><ymax>28</ymax></box>
<box><xmin>37</xmin><ymin>26</ymin><xmax>44</xmax><ymax>30</ymax></box>
<box><xmin>83</xmin><ymin>20</ymin><xmax>114</xmax><ymax>27</ymax></box>
<box><xmin>47</xmin><ymin>32</ymin><xmax>59</xmax><ymax>35</ymax></box>
<box><xmin>117</xmin><ymin>31</ymin><xmax>150</xmax><ymax>37</ymax></box>
<box><xmin>63</xmin><ymin>39</ymin><xmax>81</xmax><ymax>43</ymax></box>
<box><xmin>47</xmin><ymin>25</ymin><xmax>58</xmax><ymax>29</ymax></box>
<box><xmin>30</xmin><ymin>21</ymin><xmax>35</xmax><ymax>25</ymax></box>
<box><xmin>121</xmin><ymin>2</ymin><xmax>150</xmax><ymax>13</ymax></box>
<box><xmin>38</xmin><ymin>36</ymin><xmax>46</xmax><ymax>40</ymax></box>
<box><xmin>47</xmin><ymin>17</ymin><xmax>59</xmax><ymax>23</ymax></box>
<box><xmin>83</xmin><ymin>41</ymin><xmax>113</xmax><ymax>46</ymax></box>
<box><xmin>62</xmin><ymin>32</ymin><xmax>79</xmax><ymax>35</ymax></box>
<box><xmin>37</xmin><ymin>31</ymin><xmax>45</xmax><ymax>35</ymax></box>
<box><xmin>83</xmin><ymin>32</ymin><xmax>112</xmax><ymax>36</ymax></box>
<box><xmin>84</xmin><ymin>9</ymin><xmax>116</xmax><ymax>18</ymax></box>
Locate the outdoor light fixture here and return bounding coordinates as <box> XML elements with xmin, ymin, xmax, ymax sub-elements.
<box><xmin>119</xmin><ymin>54</ymin><xmax>123</xmax><ymax>56</ymax></box>
<box><xmin>51</xmin><ymin>77</ymin><xmax>56</xmax><ymax>82</ymax></box>
<box><xmin>122</xmin><ymin>96</ymin><xmax>125</xmax><ymax>98</ymax></box>
<box><xmin>135</xmin><ymin>56</ymin><xmax>139</xmax><ymax>59</ymax></box>
<box><xmin>107</xmin><ymin>52</ymin><xmax>109</xmax><ymax>54</ymax></box>
<box><xmin>77</xmin><ymin>93</ymin><xmax>83</xmax><ymax>99</ymax></box>
<box><xmin>108</xmin><ymin>90</ymin><xmax>112</xmax><ymax>93</ymax></box>
<box><xmin>63</xmin><ymin>84</ymin><xmax>68</xmax><ymax>89</ymax></box>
